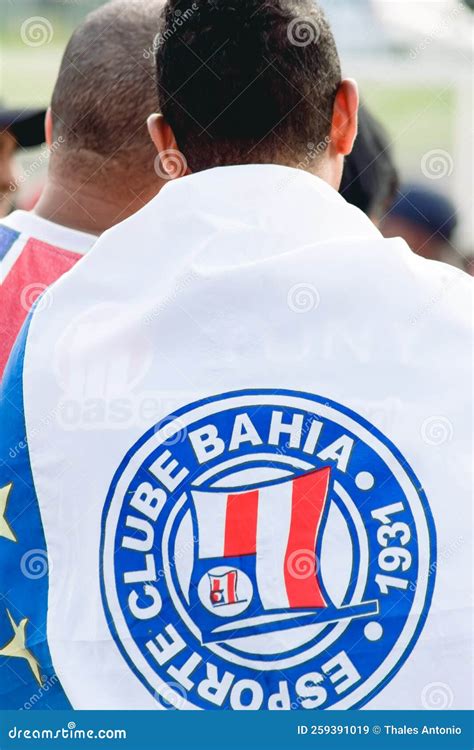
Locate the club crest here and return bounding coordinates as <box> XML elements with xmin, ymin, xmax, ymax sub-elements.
<box><xmin>100</xmin><ymin>389</ymin><xmax>436</xmax><ymax>710</ymax></box>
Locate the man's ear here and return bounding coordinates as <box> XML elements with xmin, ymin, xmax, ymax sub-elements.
<box><xmin>147</xmin><ymin>113</ymin><xmax>190</xmax><ymax>179</ymax></box>
<box><xmin>45</xmin><ymin>108</ymin><xmax>53</xmax><ymax>147</ymax></box>
<box><xmin>329</xmin><ymin>79</ymin><xmax>359</xmax><ymax>157</ymax></box>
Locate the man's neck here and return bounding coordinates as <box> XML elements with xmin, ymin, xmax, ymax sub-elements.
<box><xmin>34</xmin><ymin>174</ymin><xmax>154</xmax><ymax>235</ymax></box>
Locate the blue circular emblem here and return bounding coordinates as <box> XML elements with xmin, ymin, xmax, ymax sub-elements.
<box><xmin>100</xmin><ymin>390</ymin><xmax>436</xmax><ymax>710</ymax></box>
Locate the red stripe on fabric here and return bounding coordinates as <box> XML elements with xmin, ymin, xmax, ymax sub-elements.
<box><xmin>283</xmin><ymin>467</ymin><xmax>331</xmax><ymax>608</ymax></box>
<box><xmin>210</xmin><ymin>577</ymin><xmax>220</xmax><ymax>605</ymax></box>
<box><xmin>0</xmin><ymin>237</ymin><xmax>82</xmax><ymax>378</ymax></box>
<box><xmin>223</xmin><ymin>490</ymin><xmax>259</xmax><ymax>557</ymax></box>
<box><xmin>227</xmin><ymin>571</ymin><xmax>237</xmax><ymax>604</ymax></box>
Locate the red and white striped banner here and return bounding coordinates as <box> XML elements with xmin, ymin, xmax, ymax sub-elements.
<box><xmin>191</xmin><ymin>467</ymin><xmax>331</xmax><ymax>610</ymax></box>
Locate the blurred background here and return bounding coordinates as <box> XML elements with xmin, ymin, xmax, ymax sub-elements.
<box><xmin>1</xmin><ymin>0</ymin><xmax>473</xmax><ymax>268</ymax></box>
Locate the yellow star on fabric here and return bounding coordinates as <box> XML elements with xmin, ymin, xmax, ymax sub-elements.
<box><xmin>0</xmin><ymin>610</ymin><xmax>42</xmax><ymax>686</ymax></box>
<box><xmin>0</xmin><ymin>483</ymin><xmax>17</xmax><ymax>543</ymax></box>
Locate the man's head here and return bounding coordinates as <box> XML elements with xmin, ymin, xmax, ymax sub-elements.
<box><xmin>41</xmin><ymin>0</ymin><xmax>165</xmax><ymax>231</ymax></box>
<box><xmin>149</xmin><ymin>0</ymin><xmax>358</xmax><ymax>188</ymax></box>
<box><xmin>340</xmin><ymin>104</ymin><xmax>399</xmax><ymax>226</ymax></box>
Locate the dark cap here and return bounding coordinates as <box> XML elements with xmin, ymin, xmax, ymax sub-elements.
<box><xmin>0</xmin><ymin>107</ymin><xmax>46</xmax><ymax>148</ymax></box>
<box><xmin>388</xmin><ymin>185</ymin><xmax>458</xmax><ymax>241</ymax></box>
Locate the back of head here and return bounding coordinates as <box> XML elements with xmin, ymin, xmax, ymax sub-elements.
<box><xmin>340</xmin><ymin>104</ymin><xmax>399</xmax><ymax>224</ymax></box>
<box><xmin>50</xmin><ymin>0</ymin><xmax>164</xmax><ymax>189</ymax></box>
<box><xmin>155</xmin><ymin>0</ymin><xmax>341</xmax><ymax>173</ymax></box>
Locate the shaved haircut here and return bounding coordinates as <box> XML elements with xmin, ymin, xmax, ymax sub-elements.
<box><xmin>50</xmin><ymin>0</ymin><xmax>163</xmax><ymax>181</ymax></box>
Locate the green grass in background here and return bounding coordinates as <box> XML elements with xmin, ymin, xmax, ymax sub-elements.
<box><xmin>1</xmin><ymin>46</ymin><xmax>64</xmax><ymax>108</ymax></box>
<box><xmin>361</xmin><ymin>84</ymin><xmax>455</xmax><ymax>183</ymax></box>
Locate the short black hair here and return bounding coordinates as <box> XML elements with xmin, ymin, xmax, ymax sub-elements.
<box><xmin>50</xmin><ymin>0</ymin><xmax>163</xmax><ymax>179</ymax></box>
<box><xmin>340</xmin><ymin>104</ymin><xmax>399</xmax><ymax>220</ymax></box>
<box><xmin>155</xmin><ymin>0</ymin><xmax>341</xmax><ymax>172</ymax></box>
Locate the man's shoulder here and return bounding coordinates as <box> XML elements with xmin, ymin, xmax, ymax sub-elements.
<box><xmin>404</xmin><ymin>248</ymin><xmax>472</xmax><ymax>322</ymax></box>
<box><xmin>1</xmin><ymin>210</ymin><xmax>96</xmax><ymax>252</ymax></box>
<box><xmin>0</xmin><ymin>213</ymin><xmax>93</xmax><ymax>379</ymax></box>
<box><xmin>349</xmin><ymin>235</ymin><xmax>472</xmax><ymax>319</ymax></box>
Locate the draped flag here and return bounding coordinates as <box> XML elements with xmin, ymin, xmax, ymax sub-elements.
<box><xmin>0</xmin><ymin>164</ymin><xmax>470</xmax><ymax>710</ymax></box>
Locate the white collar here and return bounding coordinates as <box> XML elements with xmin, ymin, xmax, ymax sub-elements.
<box><xmin>152</xmin><ymin>164</ymin><xmax>382</xmax><ymax>246</ymax></box>
<box><xmin>2</xmin><ymin>210</ymin><xmax>97</xmax><ymax>255</ymax></box>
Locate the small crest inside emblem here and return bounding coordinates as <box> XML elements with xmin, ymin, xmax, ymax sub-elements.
<box><xmin>198</xmin><ymin>566</ymin><xmax>253</xmax><ymax>618</ymax></box>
